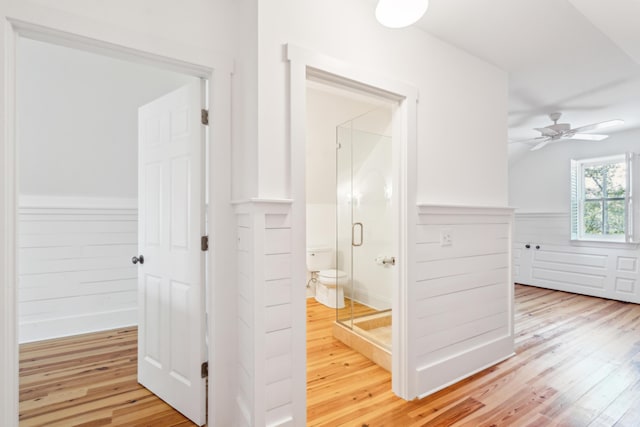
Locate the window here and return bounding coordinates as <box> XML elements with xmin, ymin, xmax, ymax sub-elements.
<box><xmin>571</xmin><ymin>154</ymin><xmax>635</xmax><ymax>243</ymax></box>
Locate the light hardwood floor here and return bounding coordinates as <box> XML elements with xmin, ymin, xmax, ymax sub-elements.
<box><xmin>19</xmin><ymin>328</ymin><xmax>195</xmax><ymax>427</ymax></box>
<box><xmin>20</xmin><ymin>285</ymin><xmax>640</xmax><ymax>426</ymax></box>
<box><xmin>307</xmin><ymin>284</ymin><xmax>640</xmax><ymax>426</ymax></box>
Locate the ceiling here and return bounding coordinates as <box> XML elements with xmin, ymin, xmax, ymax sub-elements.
<box><xmin>416</xmin><ymin>0</ymin><xmax>640</xmax><ymax>160</ymax></box>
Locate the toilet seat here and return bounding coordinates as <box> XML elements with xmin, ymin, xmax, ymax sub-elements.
<box><xmin>318</xmin><ymin>269</ymin><xmax>347</xmax><ymax>279</ymax></box>
<box><xmin>317</xmin><ymin>269</ymin><xmax>348</xmax><ymax>287</ymax></box>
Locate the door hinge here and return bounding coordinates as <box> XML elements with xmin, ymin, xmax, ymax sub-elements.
<box><xmin>201</xmin><ymin>235</ymin><xmax>209</xmax><ymax>251</ymax></box>
<box><xmin>201</xmin><ymin>109</ymin><xmax>209</xmax><ymax>125</ymax></box>
<box><xmin>201</xmin><ymin>361</ymin><xmax>208</xmax><ymax>378</ymax></box>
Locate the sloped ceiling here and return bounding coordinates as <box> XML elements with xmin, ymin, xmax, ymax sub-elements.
<box><xmin>414</xmin><ymin>0</ymin><xmax>640</xmax><ymax>163</ymax></box>
<box><xmin>569</xmin><ymin>0</ymin><xmax>640</xmax><ymax>65</ymax></box>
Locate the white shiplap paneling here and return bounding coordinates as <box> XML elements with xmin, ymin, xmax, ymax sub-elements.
<box><xmin>412</xmin><ymin>205</ymin><xmax>515</xmax><ymax>397</ymax></box>
<box><xmin>513</xmin><ymin>212</ymin><xmax>640</xmax><ymax>303</ymax></box>
<box><xmin>233</xmin><ymin>199</ymin><xmax>295</xmax><ymax>427</ymax></box>
<box><xmin>18</xmin><ymin>196</ymin><xmax>137</xmax><ymax>343</ymax></box>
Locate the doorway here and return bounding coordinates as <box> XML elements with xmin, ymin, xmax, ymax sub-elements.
<box><xmin>305</xmin><ymin>80</ymin><xmax>395</xmax><ymax>368</ymax></box>
<box><xmin>15</xmin><ymin>35</ymin><xmax>206</xmax><ymax>426</ymax></box>
<box><xmin>287</xmin><ymin>45</ymin><xmax>420</xmax><ymax>406</ymax></box>
<box><xmin>2</xmin><ymin>16</ymin><xmax>234</xmax><ymax>427</ymax></box>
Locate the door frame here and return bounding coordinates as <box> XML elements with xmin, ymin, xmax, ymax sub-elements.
<box><xmin>286</xmin><ymin>44</ymin><xmax>418</xmax><ymax>404</ymax></box>
<box><xmin>0</xmin><ymin>16</ymin><xmax>234</xmax><ymax>427</ymax></box>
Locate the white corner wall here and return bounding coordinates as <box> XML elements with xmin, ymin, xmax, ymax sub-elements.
<box><xmin>234</xmin><ymin>199</ymin><xmax>294</xmax><ymax>427</ymax></box>
<box><xmin>510</xmin><ymin>128</ymin><xmax>640</xmax><ymax>302</ymax></box>
<box><xmin>231</xmin><ymin>0</ymin><xmax>259</xmax><ymax>201</ymax></box>
<box><xmin>252</xmin><ymin>1</ymin><xmax>510</xmax><ymax>425</ymax></box>
<box><xmin>257</xmin><ymin>0</ymin><xmax>508</xmax><ymax>205</ymax></box>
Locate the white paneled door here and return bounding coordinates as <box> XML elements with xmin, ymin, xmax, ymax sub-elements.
<box><xmin>136</xmin><ymin>81</ymin><xmax>206</xmax><ymax>425</ymax></box>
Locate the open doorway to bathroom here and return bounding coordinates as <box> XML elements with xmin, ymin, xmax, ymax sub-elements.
<box><xmin>305</xmin><ymin>79</ymin><xmax>396</xmax><ymax>372</ymax></box>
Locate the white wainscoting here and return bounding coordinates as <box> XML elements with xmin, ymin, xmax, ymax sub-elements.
<box><xmin>412</xmin><ymin>205</ymin><xmax>515</xmax><ymax>397</ymax></box>
<box><xmin>234</xmin><ymin>199</ymin><xmax>294</xmax><ymax>427</ymax></box>
<box><xmin>18</xmin><ymin>196</ymin><xmax>138</xmax><ymax>343</ymax></box>
<box><xmin>513</xmin><ymin>212</ymin><xmax>640</xmax><ymax>303</ymax></box>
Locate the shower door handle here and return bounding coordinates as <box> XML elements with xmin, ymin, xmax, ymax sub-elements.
<box><xmin>352</xmin><ymin>222</ymin><xmax>363</xmax><ymax>247</ymax></box>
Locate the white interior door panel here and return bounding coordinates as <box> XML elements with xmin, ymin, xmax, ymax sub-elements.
<box><xmin>137</xmin><ymin>80</ymin><xmax>206</xmax><ymax>426</ymax></box>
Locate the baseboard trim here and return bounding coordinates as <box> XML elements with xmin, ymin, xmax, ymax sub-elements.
<box><xmin>415</xmin><ymin>335</ymin><xmax>514</xmax><ymax>399</ymax></box>
<box><xmin>20</xmin><ymin>308</ymin><xmax>137</xmax><ymax>344</ymax></box>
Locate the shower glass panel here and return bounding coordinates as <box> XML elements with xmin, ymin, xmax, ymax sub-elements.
<box><xmin>335</xmin><ymin>109</ymin><xmax>393</xmax><ymax>351</ymax></box>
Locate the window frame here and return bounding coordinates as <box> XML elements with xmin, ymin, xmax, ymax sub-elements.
<box><xmin>571</xmin><ymin>153</ymin><xmax>635</xmax><ymax>243</ymax></box>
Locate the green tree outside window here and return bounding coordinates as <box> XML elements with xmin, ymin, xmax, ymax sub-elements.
<box><xmin>571</xmin><ymin>154</ymin><xmax>634</xmax><ymax>243</ymax></box>
<box><xmin>583</xmin><ymin>162</ymin><xmax>625</xmax><ymax>235</ymax></box>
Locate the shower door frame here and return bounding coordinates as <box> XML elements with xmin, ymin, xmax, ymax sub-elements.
<box><xmin>336</xmin><ymin>122</ymin><xmax>394</xmax><ymax>330</ymax></box>
<box><xmin>287</xmin><ymin>44</ymin><xmax>418</xmax><ymax>401</ymax></box>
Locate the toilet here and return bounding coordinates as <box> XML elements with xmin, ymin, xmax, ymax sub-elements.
<box><xmin>306</xmin><ymin>247</ymin><xmax>348</xmax><ymax>309</ymax></box>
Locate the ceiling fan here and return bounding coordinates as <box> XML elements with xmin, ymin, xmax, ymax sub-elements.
<box><xmin>515</xmin><ymin>112</ymin><xmax>624</xmax><ymax>151</ymax></box>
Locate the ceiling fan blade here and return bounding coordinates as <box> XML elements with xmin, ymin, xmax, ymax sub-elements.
<box><xmin>534</xmin><ymin>127</ymin><xmax>559</xmax><ymax>137</ymax></box>
<box><xmin>571</xmin><ymin>119</ymin><xmax>624</xmax><ymax>134</ymax></box>
<box><xmin>530</xmin><ymin>139</ymin><xmax>553</xmax><ymax>151</ymax></box>
<box><xmin>509</xmin><ymin>136</ymin><xmax>547</xmax><ymax>144</ymax></box>
<box><xmin>567</xmin><ymin>133</ymin><xmax>609</xmax><ymax>141</ymax></box>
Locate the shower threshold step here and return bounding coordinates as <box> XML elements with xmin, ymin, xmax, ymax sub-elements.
<box><xmin>333</xmin><ymin>312</ymin><xmax>391</xmax><ymax>372</ymax></box>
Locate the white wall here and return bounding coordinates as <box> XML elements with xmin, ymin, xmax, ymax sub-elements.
<box><xmin>510</xmin><ymin>127</ymin><xmax>640</xmax><ymax>212</ymax></box>
<box><xmin>305</xmin><ymin>85</ymin><xmax>390</xmax><ymax>246</ymax></box>
<box><xmin>509</xmin><ymin>128</ymin><xmax>640</xmax><ymax>302</ymax></box>
<box><xmin>257</xmin><ymin>0</ymin><xmax>509</xmax><ymax>205</ymax></box>
<box><xmin>18</xmin><ymin>37</ymin><xmax>194</xmax><ymax>198</ymax></box>
<box><xmin>413</xmin><ymin>205</ymin><xmax>514</xmax><ymax>398</ymax></box>
<box><xmin>1</xmin><ymin>2</ymin><xmax>245</xmax><ymax>426</ymax></box>
<box><xmin>18</xmin><ymin>196</ymin><xmax>138</xmax><ymax>342</ymax></box>
<box><xmin>256</xmin><ymin>1</ymin><xmax>508</xmax><ymax>424</ymax></box>
<box><xmin>305</xmin><ymin>86</ymin><xmax>375</xmax><ymax>248</ymax></box>
<box><xmin>234</xmin><ymin>200</ymin><xmax>294</xmax><ymax>427</ymax></box>
<box><xmin>231</xmin><ymin>0</ymin><xmax>259</xmax><ymax>200</ymax></box>
<box><xmin>15</xmin><ymin>39</ymin><xmax>196</xmax><ymax>343</ymax></box>
<box><xmin>9</xmin><ymin>0</ymin><xmax>258</xmax><ymax>200</ymax></box>
<box><xmin>513</xmin><ymin>212</ymin><xmax>640</xmax><ymax>302</ymax></box>
<box><xmin>1</xmin><ymin>1</ymin><xmax>511</xmax><ymax>426</ymax></box>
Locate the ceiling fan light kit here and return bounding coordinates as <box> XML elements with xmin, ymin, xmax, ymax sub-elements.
<box><xmin>515</xmin><ymin>112</ymin><xmax>624</xmax><ymax>151</ymax></box>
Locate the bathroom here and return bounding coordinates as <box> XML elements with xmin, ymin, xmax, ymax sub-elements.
<box><xmin>305</xmin><ymin>79</ymin><xmax>396</xmax><ymax>369</ymax></box>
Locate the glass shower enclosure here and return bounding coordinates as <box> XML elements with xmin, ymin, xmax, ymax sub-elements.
<box><xmin>334</xmin><ymin>109</ymin><xmax>393</xmax><ymax>359</ymax></box>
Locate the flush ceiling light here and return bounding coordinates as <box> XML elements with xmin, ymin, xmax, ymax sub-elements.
<box><xmin>375</xmin><ymin>0</ymin><xmax>429</xmax><ymax>29</ymax></box>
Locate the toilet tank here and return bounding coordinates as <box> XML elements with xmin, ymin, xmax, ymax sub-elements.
<box><xmin>306</xmin><ymin>247</ymin><xmax>333</xmax><ymax>271</ymax></box>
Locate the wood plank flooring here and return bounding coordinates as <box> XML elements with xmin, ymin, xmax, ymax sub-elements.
<box><xmin>307</xmin><ymin>284</ymin><xmax>640</xmax><ymax>426</ymax></box>
<box><xmin>20</xmin><ymin>285</ymin><xmax>640</xmax><ymax>426</ymax></box>
<box><xmin>19</xmin><ymin>328</ymin><xmax>195</xmax><ymax>427</ymax></box>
